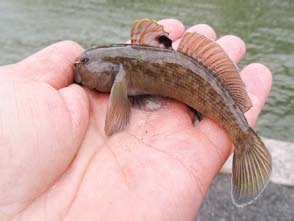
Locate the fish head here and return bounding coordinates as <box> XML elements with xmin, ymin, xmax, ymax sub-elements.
<box><xmin>74</xmin><ymin>50</ymin><xmax>119</xmax><ymax>92</ymax></box>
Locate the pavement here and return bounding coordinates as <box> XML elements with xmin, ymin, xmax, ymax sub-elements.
<box><xmin>196</xmin><ymin>138</ymin><xmax>294</xmax><ymax>221</ymax></box>
<box><xmin>197</xmin><ymin>174</ymin><xmax>294</xmax><ymax>221</ymax></box>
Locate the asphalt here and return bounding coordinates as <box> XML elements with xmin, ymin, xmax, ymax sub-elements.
<box><xmin>196</xmin><ymin>173</ymin><xmax>294</xmax><ymax>221</ymax></box>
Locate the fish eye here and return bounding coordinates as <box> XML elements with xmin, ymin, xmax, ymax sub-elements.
<box><xmin>80</xmin><ymin>54</ymin><xmax>89</xmax><ymax>64</ymax></box>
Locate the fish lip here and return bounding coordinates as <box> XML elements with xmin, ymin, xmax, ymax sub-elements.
<box><xmin>73</xmin><ymin>66</ymin><xmax>82</xmax><ymax>84</ymax></box>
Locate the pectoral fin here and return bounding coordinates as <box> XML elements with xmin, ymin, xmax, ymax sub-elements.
<box><xmin>105</xmin><ymin>65</ymin><xmax>131</xmax><ymax>136</ymax></box>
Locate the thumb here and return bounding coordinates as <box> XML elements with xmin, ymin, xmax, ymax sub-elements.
<box><xmin>1</xmin><ymin>41</ymin><xmax>84</xmax><ymax>89</ymax></box>
<box><xmin>59</xmin><ymin>84</ymin><xmax>90</xmax><ymax>146</ymax></box>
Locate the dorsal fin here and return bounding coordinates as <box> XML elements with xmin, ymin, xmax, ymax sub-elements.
<box><xmin>131</xmin><ymin>18</ymin><xmax>172</xmax><ymax>49</ymax></box>
<box><xmin>178</xmin><ymin>32</ymin><xmax>252</xmax><ymax>113</ymax></box>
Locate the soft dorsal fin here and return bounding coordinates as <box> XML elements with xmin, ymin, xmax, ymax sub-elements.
<box><xmin>131</xmin><ymin>18</ymin><xmax>172</xmax><ymax>49</ymax></box>
<box><xmin>178</xmin><ymin>32</ymin><xmax>252</xmax><ymax>113</ymax></box>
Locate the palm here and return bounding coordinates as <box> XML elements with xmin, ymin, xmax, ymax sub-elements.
<box><xmin>68</xmin><ymin>92</ymin><xmax>209</xmax><ymax>220</ymax></box>
<box><xmin>0</xmin><ymin>20</ymin><xmax>272</xmax><ymax>221</ymax></box>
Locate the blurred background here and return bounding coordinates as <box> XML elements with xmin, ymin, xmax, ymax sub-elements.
<box><xmin>1</xmin><ymin>0</ymin><xmax>293</xmax><ymax>143</ymax></box>
<box><xmin>0</xmin><ymin>0</ymin><xmax>293</xmax><ymax>220</ymax></box>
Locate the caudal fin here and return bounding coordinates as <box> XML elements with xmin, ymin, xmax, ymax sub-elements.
<box><xmin>232</xmin><ymin>128</ymin><xmax>272</xmax><ymax>207</ymax></box>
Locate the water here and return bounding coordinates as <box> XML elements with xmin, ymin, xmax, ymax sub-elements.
<box><xmin>0</xmin><ymin>0</ymin><xmax>293</xmax><ymax>141</ymax></box>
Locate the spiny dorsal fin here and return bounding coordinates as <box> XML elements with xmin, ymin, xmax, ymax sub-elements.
<box><xmin>178</xmin><ymin>32</ymin><xmax>252</xmax><ymax>113</ymax></box>
<box><xmin>131</xmin><ymin>18</ymin><xmax>172</xmax><ymax>49</ymax></box>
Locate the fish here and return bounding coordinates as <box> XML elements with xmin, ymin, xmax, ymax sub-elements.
<box><xmin>73</xmin><ymin>18</ymin><xmax>272</xmax><ymax>207</ymax></box>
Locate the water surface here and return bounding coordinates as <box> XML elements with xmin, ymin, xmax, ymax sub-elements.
<box><xmin>0</xmin><ymin>0</ymin><xmax>293</xmax><ymax>141</ymax></box>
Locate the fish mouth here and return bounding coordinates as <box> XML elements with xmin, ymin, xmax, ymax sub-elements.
<box><xmin>73</xmin><ymin>64</ymin><xmax>82</xmax><ymax>84</ymax></box>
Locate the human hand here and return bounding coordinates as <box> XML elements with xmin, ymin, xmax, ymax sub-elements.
<box><xmin>0</xmin><ymin>19</ymin><xmax>272</xmax><ymax>221</ymax></box>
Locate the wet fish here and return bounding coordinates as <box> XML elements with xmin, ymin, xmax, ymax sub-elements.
<box><xmin>73</xmin><ymin>18</ymin><xmax>272</xmax><ymax>207</ymax></box>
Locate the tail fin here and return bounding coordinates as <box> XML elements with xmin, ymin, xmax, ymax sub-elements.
<box><xmin>232</xmin><ymin>128</ymin><xmax>272</xmax><ymax>207</ymax></box>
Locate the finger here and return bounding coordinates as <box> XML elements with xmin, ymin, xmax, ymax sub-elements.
<box><xmin>242</xmin><ymin>63</ymin><xmax>272</xmax><ymax>126</ymax></box>
<box><xmin>157</xmin><ymin>18</ymin><xmax>185</xmax><ymax>41</ymax></box>
<box><xmin>186</xmin><ymin>24</ymin><xmax>217</xmax><ymax>39</ymax></box>
<box><xmin>3</xmin><ymin>41</ymin><xmax>84</xmax><ymax>89</ymax></box>
<box><xmin>217</xmin><ymin>35</ymin><xmax>246</xmax><ymax>64</ymax></box>
<box><xmin>173</xmin><ymin>24</ymin><xmax>216</xmax><ymax>49</ymax></box>
<box><xmin>59</xmin><ymin>84</ymin><xmax>90</xmax><ymax>145</ymax></box>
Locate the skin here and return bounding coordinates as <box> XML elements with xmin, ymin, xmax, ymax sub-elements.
<box><xmin>0</xmin><ymin>19</ymin><xmax>272</xmax><ymax>221</ymax></box>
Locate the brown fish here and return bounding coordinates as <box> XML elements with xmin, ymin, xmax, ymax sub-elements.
<box><xmin>73</xmin><ymin>18</ymin><xmax>272</xmax><ymax>207</ymax></box>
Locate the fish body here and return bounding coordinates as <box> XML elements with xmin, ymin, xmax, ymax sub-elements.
<box><xmin>76</xmin><ymin>44</ymin><xmax>248</xmax><ymax>142</ymax></box>
<box><xmin>73</xmin><ymin>18</ymin><xmax>272</xmax><ymax>207</ymax></box>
